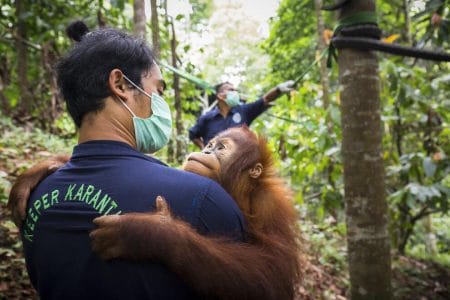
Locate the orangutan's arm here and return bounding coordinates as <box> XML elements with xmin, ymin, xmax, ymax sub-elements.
<box><xmin>90</xmin><ymin>197</ymin><xmax>292</xmax><ymax>300</ymax></box>
<box><xmin>8</xmin><ymin>154</ymin><xmax>70</xmax><ymax>227</ymax></box>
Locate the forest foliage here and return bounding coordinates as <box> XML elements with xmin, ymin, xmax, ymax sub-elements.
<box><xmin>0</xmin><ymin>0</ymin><xmax>450</xmax><ymax>298</ymax></box>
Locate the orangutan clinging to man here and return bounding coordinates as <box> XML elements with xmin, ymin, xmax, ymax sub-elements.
<box><xmin>9</xmin><ymin>127</ymin><xmax>303</xmax><ymax>300</ymax></box>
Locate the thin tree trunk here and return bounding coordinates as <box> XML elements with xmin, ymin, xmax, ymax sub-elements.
<box><xmin>41</xmin><ymin>41</ymin><xmax>62</xmax><ymax>130</ymax></box>
<box><xmin>314</xmin><ymin>0</ymin><xmax>331</xmax><ymax>125</ymax></box>
<box><xmin>403</xmin><ymin>0</ymin><xmax>412</xmax><ymax>44</ymax></box>
<box><xmin>162</xmin><ymin>1</ymin><xmax>173</xmax><ymax>163</ymax></box>
<box><xmin>393</xmin><ymin>88</ymin><xmax>413</xmax><ymax>253</ymax></box>
<box><xmin>0</xmin><ymin>56</ymin><xmax>11</xmax><ymax>114</ymax></box>
<box><xmin>15</xmin><ymin>0</ymin><xmax>32</xmax><ymax>116</ymax></box>
<box><xmin>337</xmin><ymin>1</ymin><xmax>392</xmax><ymax>299</ymax></box>
<box><xmin>133</xmin><ymin>0</ymin><xmax>146</xmax><ymax>39</ymax></box>
<box><xmin>424</xmin><ymin>215</ymin><xmax>437</xmax><ymax>255</ymax></box>
<box><xmin>314</xmin><ymin>0</ymin><xmax>336</xmax><ymax>191</ymax></box>
<box><xmin>150</xmin><ymin>0</ymin><xmax>160</xmax><ymax>59</ymax></box>
<box><xmin>397</xmin><ymin>200</ymin><xmax>411</xmax><ymax>254</ymax></box>
<box><xmin>97</xmin><ymin>0</ymin><xmax>107</xmax><ymax>27</ymax></box>
<box><xmin>170</xmin><ymin>19</ymin><xmax>184</xmax><ymax>164</ymax></box>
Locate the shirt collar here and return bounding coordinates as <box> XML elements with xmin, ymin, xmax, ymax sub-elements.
<box><xmin>209</xmin><ymin>105</ymin><xmax>239</xmax><ymax>118</ymax></box>
<box><xmin>213</xmin><ymin>106</ymin><xmax>222</xmax><ymax>116</ymax></box>
<box><xmin>71</xmin><ymin>140</ymin><xmax>166</xmax><ymax>166</ymax></box>
<box><xmin>230</xmin><ymin>105</ymin><xmax>240</xmax><ymax>113</ymax></box>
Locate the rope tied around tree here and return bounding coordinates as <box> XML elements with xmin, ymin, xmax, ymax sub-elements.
<box><xmin>323</xmin><ymin>0</ymin><xmax>450</xmax><ymax>66</ymax></box>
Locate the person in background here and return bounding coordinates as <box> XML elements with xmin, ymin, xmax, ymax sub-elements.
<box><xmin>189</xmin><ymin>80</ymin><xmax>295</xmax><ymax>149</ymax></box>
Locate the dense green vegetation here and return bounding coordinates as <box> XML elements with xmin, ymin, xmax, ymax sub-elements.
<box><xmin>1</xmin><ymin>0</ymin><xmax>449</xmax><ymax>298</ymax></box>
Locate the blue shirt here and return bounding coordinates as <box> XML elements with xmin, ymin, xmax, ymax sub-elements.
<box><xmin>189</xmin><ymin>98</ymin><xmax>268</xmax><ymax>145</ymax></box>
<box><xmin>22</xmin><ymin>140</ymin><xmax>245</xmax><ymax>300</ymax></box>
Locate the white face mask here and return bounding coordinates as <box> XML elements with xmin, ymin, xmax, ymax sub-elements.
<box><xmin>119</xmin><ymin>75</ymin><xmax>172</xmax><ymax>153</ymax></box>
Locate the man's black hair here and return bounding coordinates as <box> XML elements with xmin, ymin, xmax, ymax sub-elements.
<box><xmin>215</xmin><ymin>82</ymin><xmax>232</xmax><ymax>95</ymax></box>
<box><xmin>57</xmin><ymin>21</ymin><xmax>155</xmax><ymax>127</ymax></box>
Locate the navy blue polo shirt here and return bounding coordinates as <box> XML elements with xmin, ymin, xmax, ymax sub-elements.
<box><xmin>189</xmin><ymin>98</ymin><xmax>268</xmax><ymax>145</ymax></box>
<box><xmin>21</xmin><ymin>140</ymin><xmax>245</xmax><ymax>300</ymax></box>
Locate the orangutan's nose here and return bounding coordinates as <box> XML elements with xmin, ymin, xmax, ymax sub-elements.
<box><xmin>202</xmin><ymin>148</ymin><xmax>212</xmax><ymax>155</ymax></box>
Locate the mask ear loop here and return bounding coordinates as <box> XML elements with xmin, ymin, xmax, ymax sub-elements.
<box><xmin>116</xmin><ymin>95</ymin><xmax>137</xmax><ymax>118</ymax></box>
<box><xmin>123</xmin><ymin>74</ymin><xmax>153</xmax><ymax>99</ymax></box>
<box><xmin>116</xmin><ymin>74</ymin><xmax>143</xmax><ymax>118</ymax></box>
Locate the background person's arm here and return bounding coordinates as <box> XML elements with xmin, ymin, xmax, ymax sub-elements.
<box><xmin>191</xmin><ymin>137</ymin><xmax>205</xmax><ymax>149</ymax></box>
<box><xmin>241</xmin><ymin>80</ymin><xmax>295</xmax><ymax>125</ymax></box>
<box><xmin>188</xmin><ymin>117</ymin><xmax>207</xmax><ymax>150</ymax></box>
<box><xmin>263</xmin><ymin>80</ymin><xmax>295</xmax><ymax>105</ymax></box>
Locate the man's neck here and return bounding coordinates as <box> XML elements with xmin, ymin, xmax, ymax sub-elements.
<box><xmin>78</xmin><ymin>98</ymin><xmax>136</xmax><ymax>148</ymax></box>
<box><xmin>217</xmin><ymin>101</ymin><xmax>231</xmax><ymax>117</ymax></box>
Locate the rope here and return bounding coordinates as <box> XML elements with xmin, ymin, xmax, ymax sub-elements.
<box><xmin>158</xmin><ymin>60</ymin><xmax>215</xmax><ymax>93</ymax></box>
<box><xmin>323</xmin><ymin>1</ymin><xmax>450</xmax><ymax>65</ymax></box>
<box><xmin>327</xmin><ymin>11</ymin><xmax>378</xmax><ymax>67</ymax></box>
<box><xmin>294</xmin><ymin>48</ymin><xmax>329</xmax><ymax>86</ymax></box>
<box><xmin>265</xmin><ymin>113</ymin><xmax>304</xmax><ymax>125</ymax></box>
<box><xmin>332</xmin><ymin>36</ymin><xmax>450</xmax><ymax>61</ymax></box>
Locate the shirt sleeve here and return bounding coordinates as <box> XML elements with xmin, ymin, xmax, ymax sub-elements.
<box><xmin>188</xmin><ymin>115</ymin><xmax>206</xmax><ymax>141</ymax></box>
<box><xmin>240</xmin><ymin>98</ymin><xmax>269</xmax><ymax>125</ymax></box>
<box><xmin>196</xmin><ymin>181</ymin><xmax>246</xmax><ymax>241</ymax></box>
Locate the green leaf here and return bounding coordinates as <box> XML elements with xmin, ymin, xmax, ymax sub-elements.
<box><xmin>324</xmin><ymin>146</ymin><xmax>340</xmax><ymax>156</ymax></box>
<box><xmin>110</xmin><ymin>0</ymin><xmax>125</xmax><ymax>10</ymax></box>
<box><xmin>423</xmin><ymin>157</ymin><xmax>437</xmax><ymax>178</ymax></box>
<box><xmin>407</xmin><ymin>183</ymin><xmax>426</xmax><ymax>202</ymax></box>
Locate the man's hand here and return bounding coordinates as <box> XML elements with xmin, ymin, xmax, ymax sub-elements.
<box><xmin>7</xmin><ymin>154</ymin><xmax>70</xmax><ymax>228</ymax></box>
<box><xmin>264</xmin><ymin>80</ymin><xmax>296</xmax><ymax>104</ymax></box>
<box><xmin>90</xmin><ymin>196</ymin><xmax>173</xmax><ymax>261</ymax></box>
<box><xmin>277</xmin><ymin>80</ymin><xmax>295</xmax><ymax>93</ymax></box>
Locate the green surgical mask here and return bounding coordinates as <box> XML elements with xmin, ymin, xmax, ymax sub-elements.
<box><xmin>225</xmin><ymin>91</ymin><xmax>240</xmax><ymax>107</ymax></box>
<box><xmin>120</xmin><ymin>75</ymin><xmax>172</xmax><ymax>153</ymax></box>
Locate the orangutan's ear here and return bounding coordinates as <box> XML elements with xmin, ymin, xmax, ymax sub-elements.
<box><xmin>249</xmin><ymin>163</ymin><xmax>263</xmax><ymax>179</ymax></box>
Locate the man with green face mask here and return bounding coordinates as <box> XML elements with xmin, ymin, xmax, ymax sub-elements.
<box><xmin>189</xmin><ymin>80</ymin><xmax>294</xmax><ymax>149</ymax></box>
<box><xmin>9</xmin><ymin>21</ymin><xmax>245</xmax><ymax>300</ymax></box>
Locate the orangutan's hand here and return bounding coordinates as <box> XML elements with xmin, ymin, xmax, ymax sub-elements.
<box><xmin>8</xmin><ymin>154</ymin><xmax>70</xmax><ymax>227</ymax></box>
<box><xmin>90</xmin><ymin>196</ymin><xmax>173</xmax><ymax>261</ymax></box>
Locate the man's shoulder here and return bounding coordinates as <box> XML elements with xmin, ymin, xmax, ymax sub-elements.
<box><xmin>159</xmin><ymin>166</ymin><xmax>211</xmax><ymax>184</ymax></box>
<box><xmin>143</xmin><ymin>164</ymin><xmax>223</xmax><ymax>195</ymax></box>
<box><xmin>156</xmin><ymin>168</ymin><xmax>238</xmax><ymax>211</ymax></box>
<box><xmin>199</xmin><ymin>108</ymin><xmax>220</xmax><ymax>121</ymax></box>
<box><xmin>238</xmin><ymin>97</ymin><xmax>264</xmax><ymax>109</ymax></box>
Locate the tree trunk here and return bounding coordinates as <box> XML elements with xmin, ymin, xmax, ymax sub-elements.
<box><xmin>402</xmin><ymin>0</ymin><xmax>412</xmax><ymax>44</ymax></box>
<box><xmin>337</xmin><ymin>1</ymin><xmax>392</xmax><ymax>299</ymax></box>
<box><xmin>15</xmin><ymin>0</ymin><xmax>32</xmax><ymax>116</ymax></box>
<box><xmin>314</xmin><ymin>0</ymin><xmax>331</xmax><ymax>125</ymax></box>
<box><xmin>41</xmin><ymin>41</ymin><xmax>62</xmax><ymax>130</ymax></box>
<box><xmin>424</xmin><ymin>215</ymin><xmax>437</xmax><ymax>255</ymax></box>
<box><xmin>397</xmin><ymin>200</ymin><xmax>411</xmax><ymax>254</ymax></box>
<box><xmin>97</xmin><ymin>0</ymin><xmax>107</xmax><ymax>27</ymax></box>
<box><xmin>133</xmin><ymin>0</ymin><xmax>146</xmax><ymax>39</ymax></box>
<box><xmin>150</xmin><ymin>0</ymin><xmax>160</xmax><ymax>59</ymax></box>
<box><xmin>160</xmin><ymin>1</ymin><xmax>174</xmax><ymax>163</ymax></box>
<box><xmin>170</xmin><ymin>19</ymin><xmax>184</xmax><ymax>164</ymax></box>
<box><xmin>314</xmin><ymin>0</ymin><xmax>335</xmax><ymax>191</ymax></box>
<box><xmin>0</xmin><ymin>56</ymin><xmax>11</xmax><ymax>114</ymax></box>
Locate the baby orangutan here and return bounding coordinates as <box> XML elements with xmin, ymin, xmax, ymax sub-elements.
<box><xmin>8</xmin><ymin>127</ymin><xmax>303</xmax><ymax>300</ymax></box>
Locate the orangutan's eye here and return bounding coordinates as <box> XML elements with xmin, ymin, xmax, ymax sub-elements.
<box><xmin>217</xmin><ymin>143</ymin><xmax>225</xmax><ymax>150</ymax></box>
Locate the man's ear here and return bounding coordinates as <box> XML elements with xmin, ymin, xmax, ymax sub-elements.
<box><xmin>217</xmin><ymin>91</ymin><xmax>225</xmax><ymax>101</ymax></box>
<box><xmin>109</xmin><ymin>69</ymin><xmax>131</xmax><ymax>101</ymax></box>
<box><xmin>249</xmin><ymin>163</ymin><xmax>263</xmax><ymax>179</ymax></box>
